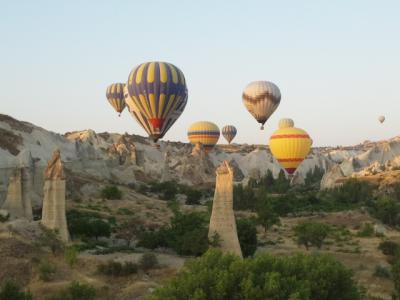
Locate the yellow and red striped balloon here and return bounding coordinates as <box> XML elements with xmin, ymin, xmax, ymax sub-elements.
<box><xmin>187</xmin><ymin>121</ymin><xmax>220</xmax><ymax>152</ymax></box>
<box><xmin>269</xmin><ymin>119</ymin><xmax>312</xmax><ymax>175</ymax></box>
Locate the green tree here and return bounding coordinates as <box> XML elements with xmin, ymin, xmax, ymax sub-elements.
<box><xmin>237</xmin><ymin>218</ymin><xmax>258</xmax><ymax>257</ymax></box>
<box><xmin>393</xmin><ymin>257</ymin><xmax>400</xmax><ymax>297</ymax></box>
<box><xmin>375</xmin><ymin>196</ymin><xmax>400</xmax><ymax>226</ymax></box>
<box><xmin>295</xmin><ymin>222</ymin><xmax>331</xmax><ymax>250</ymax></box>
<box><xmin>0</xmin><ymin>281</ymin><xmax>32</xmax><ymax>300</ymax></box>
<box><xmin>101</xmin><ymin>185</ymin><xmax>122</xmax><ymax>200</ymax></box>
<box><xmin>256</xmin><ymin>199</ymin><xmax>280</xmax><ymax>232</ymax></box>
<box><xmin>146</xmin><ymin>249</ymin><xmax>361</xmax><ymax>300</ymax></box>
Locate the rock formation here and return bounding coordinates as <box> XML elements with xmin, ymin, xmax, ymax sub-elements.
<box><xmin>1</xmin><ymin>167</ymin><xmax>33</xmax><ymax>220</ymax></box>
<box><xmin>41</xmin><ymin>149</ymin><xmax>69</xmax><ymax>242</ymax></box>
<box><xmin>209</xmin><ymin>161</ymin><xmax>242</xmax><ymax>258</ymax></box>
<box><xmin>320</xmin><ymin>164</ymin><xmax>345</xmax><ymax>189</ymax></box>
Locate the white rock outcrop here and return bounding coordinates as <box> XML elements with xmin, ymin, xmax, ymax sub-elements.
<box><xmin>209</xmin><ymin>161</ymin><xmax>242</xmax><ymax>258</ymax></box>
<box><xmin>1</xmin><ymin>167</ymin><xmax>33</xmax><ymax>220</ymax></box>
<box><xmin>41</xmin><ymin>150</ymin><xmax>69</xmax><ymax>242</ymax></box>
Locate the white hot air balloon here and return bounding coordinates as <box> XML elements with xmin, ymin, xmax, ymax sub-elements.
<box><xmin>242</xmin><ymin>81</ymin><xmax>281</xmax><ymax>129</ymax></box>
<box><xmin>378</xmin><ymin>116</ymin><xmax>385</xmax><ymax>124</ymax></box>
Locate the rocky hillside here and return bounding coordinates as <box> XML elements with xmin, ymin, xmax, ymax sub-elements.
<box><xmin>1</xmin><ymin>114</ymin><xmax>399</xmax><ymax>205</ymax></box>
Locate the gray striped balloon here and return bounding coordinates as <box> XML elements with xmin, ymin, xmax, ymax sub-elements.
<box><xmin>222</xmin><ymin>125</ymin><xmax>237</xmax><ymax>144</ymax></box>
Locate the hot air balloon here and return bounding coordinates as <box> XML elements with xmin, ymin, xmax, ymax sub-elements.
<box><xmin>106</xmin><ymin>83</ymin><xmax>126</xmax><ymax>116</ymax></box>
<box><xmin>278</xmin><ymin>118</ymin><xmax>294</xmax><ymax>129</ymax></box>
<box><xmin>187</xmin><ymin>121</ymin><xmax>220</xmax><ymax>152</ymax></box>
<box><xmin>222</xmin><ymin>125</ymin><xmax>237</xmax><ymax>144</ymax></box>
<box><xmin>242</xmin><ymin>81</ymin><xmax>281</xmax><ymax>129</ymax></box>
<box><xmin>269</xmin><ymin>120</ymin><xmax>312</xmax><ymax>175</ymax></box>
<box><xmin>378</xmin><ymin>116</ymin><xmax>385</xmax><ymax>124</ymax></box>
<box><xmin>125</xmin><ymin>62</ymin><xmax>188</xmax><ymax>142</ymax></box>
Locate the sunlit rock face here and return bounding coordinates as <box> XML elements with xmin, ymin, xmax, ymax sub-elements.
<box><xmin>1</xmin><ymin>114</ymin><xmax>400</xmax><ymax>192</ymax></box>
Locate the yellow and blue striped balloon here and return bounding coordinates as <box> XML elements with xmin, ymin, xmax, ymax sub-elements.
<box><xmin>126</xmin><ymin>62</ymin><xmax>188</xmax><ymax>142</ymax></box>
<box><xmin>106</xmin><ymin>83</ymin><xmax>126</xmax><ymax>116</ymax></box>
<box><xmin>222</xmin><ymin>125</ymin><xmax>237</xmax><ymax>144</ymax></box>
<box><xmin>188</xmin><ymin>121</ymin><xmax>220</xmax><ymax>152</ymax></box>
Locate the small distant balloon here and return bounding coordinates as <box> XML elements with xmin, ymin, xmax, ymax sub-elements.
<box><xmin>278</xmin><ymin>118</ymin><xmax>294</xmax><ymax>129</ymax></box>
<box><xmin>222</xmin><ymin>125</ymin><xmax>237</xmax><ymax>144</ymax></box>
<box><xmin>378</xmin><ymin>116</ymin><xmax>385</xmax><ymax>124</ymax></box>
<box><xmin>187</xmin><ymin>121</ymin><xmax>220</xmax><ymax>152</ymax></box>
<box><xmin>242</xmin><ymin>81</ymin><xmax>281</xmax><ymax>130</ymax></box>
<box><xmin>106</xmin><ymin>83</ymin><xmax>126</xmax><ymax>116</ymax></box>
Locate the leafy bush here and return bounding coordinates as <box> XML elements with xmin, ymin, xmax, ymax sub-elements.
<box><xmin>39</xmin><ymin>260</ymin><xmax>57</xmax><ymax>281</ymax></box>
<box><xmin>138</xmin><ymin>211</ymin><xmax>209</xmax><ymax>256</ymax></box>
<box><xmin>393</xmin><ymin>258</ymin><xmax>400</xmax><ymax>297</ymax></box>
<box><xmin>236</xmin><ymin>218</ymin><xmax>258</xmax><ymax>257</ymax></box>
<box><xmin>97</xmin><ymin>260</ymin><xmax>138</xmax><ymax>276</ymax></box>
<box><xmin>185</xmin><ymin>189</ymin><xmax>202</xmax><ymax>205</ymax></box>
<box><xmin>149</xmin><ymin>181</ymin><xmax>178</xmax><ymax>200</ymax></box>
<box><xmin>373</xmin><ymin>265</ymin><xmax>391</xmax><ymax>278</ymax></box>
<box><xmin>47</xmin><ymin>281</ymin><xmax>96</xmax><ymax>300</ymax></box>
<box><xmin>36</xmin><ymin>226</ymin><xmax>65</xmax><ymax>255</ymax></box>
<box><xmin>67</xmin><ymin>209</ymin><xmax>111</xmax><ymax>240</ymax></box>
<box><xmin>357</xmin><ymin>223</ymin><xmax>374</xmax><ymax>237</ymax></box>
<box><xmin>374</xmin><ymin>196</ymin><xmax>400</xmax><ymax>226</ymax></box>
<box><xmin>256</xmin><ymin>199</ymin><xmax>280</xmax><ymax>232</ymax></box>
<box><xmin>139</xmin><ymin>253</ymin><xmax>159</xmax><ymax>271</ymax></box>
<box><xmin>0</xmin><ymin>280</ymin><xmax>32</xmax><ymax>300</ymax></box>
<box><xmin>0</xmin><ymin>213</ymin><xmax>9</xmax><ymax>223</ymax></box>
<box><xmin>137</xmin><ymin>228</ymin><xmax>170</xmax><ymax>250</ymax></box>
<box><xmin>64</xmin><ymin>246</ymin><xmax>78</xmax><ymax>267</ymax></box>
<box><xmin>147</xmin><ymin>249</ymin><xmax>361</xmax><ymax>300</ymax></box>
<box><xmin>295</xmin><ymin>222</ymin><xmax>331</xmax><ymax>250</ymax></box>
<box><xmin>101</xmin><ymin>185</ymin><xmax>122</xmax><ymax>200</ymax></box>
<box><xmin>379</xmin><ymin>241</ymin><xmax>400</xmax><ymax>256</ymax></box>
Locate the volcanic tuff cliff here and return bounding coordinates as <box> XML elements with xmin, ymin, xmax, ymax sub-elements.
<box><xmin>0</xmin><ymin>114</ymin><xmax>399</xmax><ymax>206</ymax></box>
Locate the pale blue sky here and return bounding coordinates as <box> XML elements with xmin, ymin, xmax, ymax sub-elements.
<box><xmin>1</xmin><ymin>1</ymin><xmax>399</xmax><ymax>146</ymax></box>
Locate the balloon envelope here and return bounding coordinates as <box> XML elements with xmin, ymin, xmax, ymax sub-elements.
<box><xmin>269</xmin><ymin>121</ymin><xmax>311</xmax><ymax>175</ymax></box>
<box><xmin>188</xmin><ymin>121</ymin><xmax>220</xmax><ymax>152</ymax></box>
<box><xmin>106</xmin><ymin>83</ymin><xmax>126</xmax><ymax>116</ymax></box>
<box><xmin>242</xmin><ymin>81</ymin><xmax>281</xmax><ymax>129</ymax></box>
<box><xmin>222</xmin><ymin>125</ymin><xmax>237</xmax><ymax>144</ymax></box>
<box><xmin>278</xmin><ymin>118</ymin><xmax>294</xmax><ymax>129</ymax></box>
<box><xmin>378</xmin><ymin>116</ymin><xmax>385</xmax><ymax>123</ymax></box>
<box><xmin>126</xmin><ymin>62</ymin><xmax>188</xmax><ymax>142</ymax></box>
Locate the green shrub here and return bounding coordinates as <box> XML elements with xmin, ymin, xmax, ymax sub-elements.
<box><xmin>295</xmin><ymin>222</ymin><xmax>331</xmax><ymax>250</ymax></box>
<box><xmin>374</xmin><ymin>265</ymin><xmax>391</xmax><ymax>278</ymax></box>
<box><xmin>393</xmin><ymin>258</ymin><xmax>400</xmax><ymax>297</ymax></box>
<box><xmin>185</xmin><ymin>189</ymin><xmax>202</xmax><ymax>205</ymax></box>
<box><xmin>65</xmin><ymin>246</ymin><xmax>78</xmax><ymax>267</ymax></box>
<box><xmin>139</xmin><ymin>253</ymin><xmax>159</xmax><ymax>271</ymax></box>
<box><xmin>0</xmin><ymin>280</ymin><xmax>32</xmax><ymax>300</ymax></box>
<box><xmin>374</xmin><ymin>196</ymin><xmax>400</xmax><ymax>226</ymax></box>
<box><xmin>149</xmin><ymin>181</ymin><xmax>178</xmax><ymax>200</ymax></box>
<box><xmin>146</xmin><ymin>249</ymin><xmax>361</xmax><ymax>300</ymax></box>
<box><xmin>97</xmin><ymin>260</ymin><xmax>138</xmax><ymax>276</ymax></box>
<box><xmin>379</xmin><ymin>240</ymin><xmax>400</xmax><ymax>257</ymax></box>
<box><xmin>357</xmin><ymin>223</ymin><xmax>374</xmax><ymax>237</ymax></box>
<box><xmin>36</xmin><ymin>226</ymin><xmax>65</xmax><ymax>255</ymax></box>
<box><xmin>0</xmin><ymin>213</ymin><xmax>9</xmax><ymax>223</ymax></box>
<box><xmin>39</xmin><ymin>260</ymin><xmax>57</xmax><ymax>281</ymax></box>
<box><xmin>47</xmin><ymin>281</ymin><xmax>96</xmax><ymax>300</ymax></box>
<box><xmin>256</xmin><ymin>199</ymin><xmax>280</xmax><ymax>232</ymax></box>
<box><xmin>137</xmin><ymin>228</ymin><xmax>170</xmax><ymax>249</ymax></box>
<box><xmin>67</xmin><ymin>210</ymin><xmax>111</xmax><ymax>240</ymax></box>
<box><xmin>101</xmin><ymin>185</ymin><xmax>122</xmax><ymax>200</ymax></box>
<box><xmin>236</xmin><ymin>218</ymin><xmax>258</xmax><ymax>257</ymax></box>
